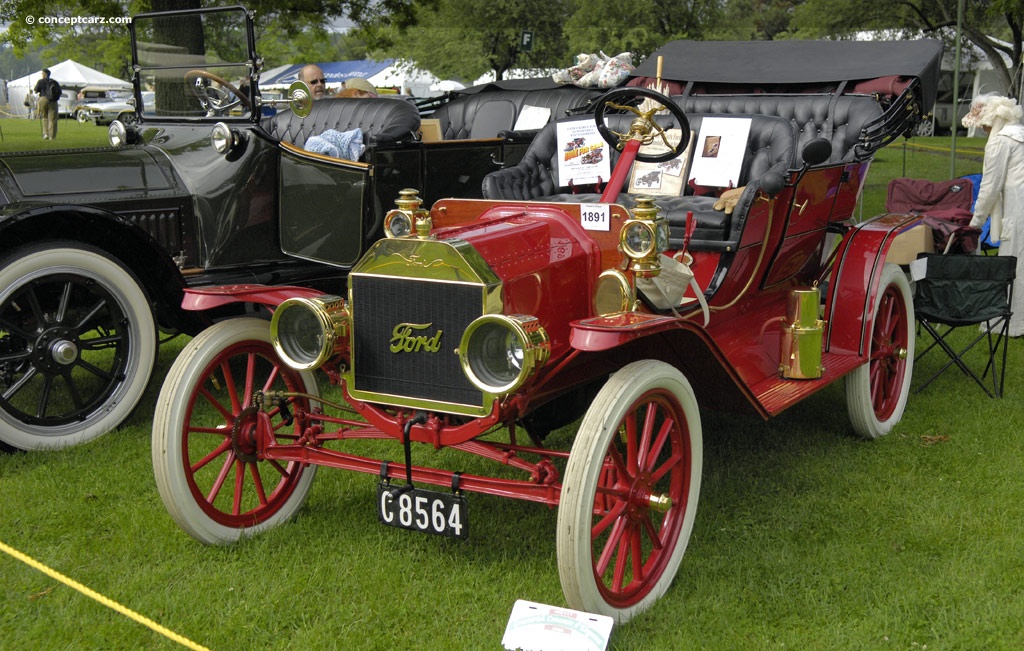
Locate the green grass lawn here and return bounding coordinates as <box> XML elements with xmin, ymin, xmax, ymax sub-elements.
<box><xmin>1</xmin><ymin>125</ymin><xmax>1021</xmax><ymax>650</ymax></box>
<box><xmin>0</xmin><ymin>115</ymin><xmax>112</xmax><ymax>151</ymax></box>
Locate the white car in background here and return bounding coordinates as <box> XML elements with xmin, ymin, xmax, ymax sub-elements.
<box><xmin>79</xmin><ymin>96</ymin><xmax>135</xmax><ymax>125</ymax></box>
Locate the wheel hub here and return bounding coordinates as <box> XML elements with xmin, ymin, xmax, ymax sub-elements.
<box><xmin>231</xmin><ymin>406</ymin><xmax>260</xmax><ymax>463</ymax></box>
<box><xmin>32</xmin><ymin>326</ymin><xmax>80</xmax><ymax>372</ymax></box>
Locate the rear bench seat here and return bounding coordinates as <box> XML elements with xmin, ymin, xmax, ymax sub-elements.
<box><xmin>430</xmin><ymin>86</ymin><xmax>603</xmax><ymax>140</ymax></box>
<box><xmin>481</xmin><ymin>112</ymin><xmax>797</xmax><ymax>250</ymax></box>
<box><xmin>676</xmin><ymin>94</ymin><xmax>885</xmax><ymax>164</ymax></box>
<box><xmin>264</xmin><ymin>97</ymin><xmax>421</xmax><ymax>151</ymax></box>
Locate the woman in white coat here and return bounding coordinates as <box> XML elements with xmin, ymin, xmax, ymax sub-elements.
<box><xmin>964</xmin><ymin>93</ymin><xmax>1024</xmax><ymax>336</ymax></box>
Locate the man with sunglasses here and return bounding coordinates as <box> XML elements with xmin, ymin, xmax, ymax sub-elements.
<box><xmin>299</xmin><ymin>64</ymin><xmax>328</xmax><ymax>100</ymax></box>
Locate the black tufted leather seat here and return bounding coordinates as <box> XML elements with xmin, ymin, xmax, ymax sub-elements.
<box><xmin>430</xmin><ymin>87</ymin><xmax>603</xmax><ymax>140</ymax></box>
<box><xmin>675</xmin><ymin>95</ymin><xmax>884</xmax><ymax>164</ymax></box>
<box><xmin>482</xmin><ymin>113</ymin><xmax>797</xmax><ymax>250</ymax></box>
<box><xmin>264</xmin><ymin>97</ymin><xmax>421</xmax><ymax>150</ymax></box>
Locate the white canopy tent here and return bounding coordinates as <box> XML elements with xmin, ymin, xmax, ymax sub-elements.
<box><xmin>6</xmin><ymin>59</ymin><xmax>131</xmax><ymax>118</ymax></box>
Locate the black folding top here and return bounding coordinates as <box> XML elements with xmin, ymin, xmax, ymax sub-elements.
<box><xmin>632</xmin><ymin>39</ymin><xmax>943</xmax><ymax>110</ymax></box>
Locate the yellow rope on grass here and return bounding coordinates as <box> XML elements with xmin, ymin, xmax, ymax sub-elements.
<box><xmin>0</xmin><ymin>538</ymin><xmax>212</xmax><ymax>651</ymax></box>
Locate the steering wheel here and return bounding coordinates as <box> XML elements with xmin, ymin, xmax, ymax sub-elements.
<box><xmin>184</xmin><ymin>70</ymin><xmax>251</xmax><ymax>113</ymax></box>
<box><xmin>593</xmin><ymin>87</ymin><xmax>690</xmax><ymax>163</ymax></box>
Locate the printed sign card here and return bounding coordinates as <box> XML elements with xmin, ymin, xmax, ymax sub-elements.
<box><xmin>556</xmin><ymin>119</ymin><xmax>611</xmax><ymax>186</ymax></box>
<box><xmin>628</xmin><ymin>129</ymin><xmax>694</xmax><ymax>196</ymax></box>
<box><xmin>686</xmin><ymin>117</ymin><xmax>752</xmax><ymax>189</ymax></box>
<box><xmin>513</xmin><ymin>105</ymin><xmax>551</xmax><ymax>131</ymax></box>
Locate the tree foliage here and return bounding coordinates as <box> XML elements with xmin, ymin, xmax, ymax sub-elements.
<box><xmin>358</xmin><ymin>0</ymin><xmax>569</xmax><ymax>82</ymax></box>
<box><xmin>0</xmin><ymin>0</ymin><xmax>414</xmax><ymax>78</ymax></box>
<box><xmin>792</xmin><ymin>0</ymin><xmax>1024</xmax><ymax>98</ymax></box>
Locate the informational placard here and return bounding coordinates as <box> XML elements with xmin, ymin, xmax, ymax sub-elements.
<box><xmin>513</xmin><ymin>105</ymin><xmax>551</xmax><ymax>131</ymax></box>
<box><xmin>502</xmin><ymin>599</ymin><xmax>613</xmax><ymax>651</ymax></box>
<box><xmin>687</xmin><ymin>117</ymin><xmax>752</xmax><ymax>189</ymax></box>
<box><xmin>628</xmin><ymin>129</ymin><xmax>694</xmax><ymax>196</ymax></box>
<box><xmin>556</xmin><ymin>119</ymin><xmax>611</xmax><ymax>186</ymax></box>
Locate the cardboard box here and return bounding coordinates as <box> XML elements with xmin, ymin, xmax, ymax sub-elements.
<box><xmin>887</xmin><ymin>223</ymin><xmax>934</xmax><ymax>264</ymax></box>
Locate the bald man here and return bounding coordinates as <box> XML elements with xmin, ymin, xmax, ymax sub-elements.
<box><xmin>299</xmin><ymin>64</ymin><xmax>327</xmax><ymax>100</ymax></box>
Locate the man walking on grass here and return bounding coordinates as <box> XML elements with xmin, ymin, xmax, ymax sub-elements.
<box><xmin>33</xmin><ymin>68</ymin><xmax>61</xmax><ymax>140</ymax></box>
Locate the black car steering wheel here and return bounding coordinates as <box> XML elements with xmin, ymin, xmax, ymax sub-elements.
<box><xmin>593</xmin><ymin>87</ymin><xmax>690</xmax><ymax>163</ymax></box>
<box><xmin>184</xmin><ymin>70</ymin><xmax>251</xmax><ymax>113</ymax></box>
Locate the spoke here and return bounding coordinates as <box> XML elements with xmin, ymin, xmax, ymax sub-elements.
<box><xmin>625</xmin><ymin>413</ymin><xmax>639</xmax><ymax>475</ymax></box>
<box><xmin>243</xmin><ymin>352</ymin><xmax>257</xmax><ymax>405</ymax></box>
<box><xmin>190</xmin><ymin>438</ymin><xmax>233</xmax><ymax>474</ymax></box>
<box><xmin>218</xmin><ymin>359</ymin><xmax>242</xmax><ymax>413</ymax></box>
<box><xmin>639</xmin><ymin>510</ymin><xmax>664</xmax><ymax>552</ymax></box>
<box><xmin>261</xmin><ymin>365</ymin><xmax>282</xmax><ymax>393</ymax></box>
<box><xmin>592</xmin><ymin>499</ymin><xmax>629</xmax><ymax>539</ymax></box>
<box><xmin>596</xmin><ymin>516</ymin><xmax>628</xmax><ymax>577</ymax></box>
<box><xmin>36</xmin><ymin>374</ymin><xmax>55</xmax><ymax>417</ymax></box>
<box><xmin>73</xmin><ymin>356</ymin><xmax>115</xmax><ymax>382</ymax></box>
<box><xmin>267</xmin><ymin>458</ymin><xmax>290</xmax><ymax>478</ymax></box>
<box><xmin>644</xmin><ymin>416</ymin><xmax>674</xmax><ymax>474</ymax></box>
<box><xmin>198</xmin><ymin>384</ymin><xmax>237</xmax><ymax>427</ymax></box>
<box><xmin>2</xmin><ymin>364</ymin><xmax>38</xmax><ymax>401</ymax></box>
<box><xmin>23</xmin><ymin>284</ymin><xmax>47</xmax><ymax>325</ymax></box>
<box><xmin>79</xmin><ymin>332</ymin><xmax>125</xmax><ymax>350</ymax></box>
<box><xmin>611</xmin><ymin>522</ymin><xmax>634</xmax><ymax>592</ymax></box>
<box><xmin>73</xmin><ymin>298</ymin><xmax>110</xmax><ymax>332</ymax></box>
<box><xmin>630</xmin><ymin>521</ymin><xmax>644</xmax><ymax>583</ymax></box>
<box><xmin>55</xmin><ymin>281</ymin><xmax>74</xmax><ymax>324</ymax></box>
<box><xmin>637</xmin><ymin>402</ymin><xmax>658</xmax><ymax>469</ymax></box>
<box><xmin>248</xmin><ymin>462</ymin><xmax>269</xmax><ymax>507</ymax></box>
<box><xmin>59</xmin><ymin>369</ymin><xmax>86</xmax><ymax>409</ymax></box>
<box><xmin>204</xmin><ymin>448</ymin><xmax>236</xmax><ymax>505</ymax></box>
<box><xmin>231</xmin><ymin>458</ymin><xmax>245</xmax><ymax>515</ymax></box>
<box><xmin>650</xmin><ymin>448</ymin><xmax>683</xmax><ymax>483</ymax></box>
<box><xmin>0</xmin><ymin>314</ymin><xmax>37</xmax><ymax>341</ymax></box>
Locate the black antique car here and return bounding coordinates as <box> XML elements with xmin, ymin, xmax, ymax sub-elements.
<box><xmin>0</xmin><ymin>5</ymin><xmax>600</xmax><ymax>451</ymax></box>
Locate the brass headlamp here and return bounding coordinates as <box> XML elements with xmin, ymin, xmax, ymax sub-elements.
<box><xmin>384</xmin><ymin>188</ymin><xmax>432</xmax><ymax>239</ymax></box>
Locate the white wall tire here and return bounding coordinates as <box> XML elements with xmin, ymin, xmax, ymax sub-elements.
<box><xmin>152</xmin><ymin>318</ymin><xmax>319</xmax><ymax>545</ymax></box>
<box><xmin>0</xmin><ymin>243</ymin><xmax>156</xmax><ymax>450</ymax></box>
<box><xmin>845</xmin><ymin>263</ymin><xmax>915</xmax><ymax>439</ymax></box>
<box><xmin>557</xmin><ymin>360</ymin><xmax>702</xmax><ymax>623</ymax></box>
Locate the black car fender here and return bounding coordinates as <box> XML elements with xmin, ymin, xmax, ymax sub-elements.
<box><xmin>0</xmin><ymin>203</ymin><xmax>200</xmax><ymax>334</ymax></box>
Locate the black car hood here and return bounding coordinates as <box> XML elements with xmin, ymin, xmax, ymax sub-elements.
<box><xmin>0</xmin><ymin>147</ymin><xmax>178</xmax><ymax>203</ymax></box>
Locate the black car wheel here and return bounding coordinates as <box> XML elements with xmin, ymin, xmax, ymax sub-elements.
<box><xmin>0</xmin><ymin>242</ymin><xmax>157</xmax><ymax>450</ymax></box>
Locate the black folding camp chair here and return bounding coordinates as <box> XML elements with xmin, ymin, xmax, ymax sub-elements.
<box><xmin>912</xmin><ymin>253</ymin><xmax>1016</xmax><ymax>398</ymax></box>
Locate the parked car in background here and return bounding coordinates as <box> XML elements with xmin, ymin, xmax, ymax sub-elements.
<box><xmin>151</xmin><ymin>38</ymin><xmax>941</xmax><ymax>623</ymax></box>
<box><xmin>0</xmin><ymin>5</ymin><xmax>598</xmax><ymax>452</ymax></box>
<box><xmin>77</xmin><ymin>97</ymin><xmax>136</xmax><ymax>125</ymax></box>
<box><xmin>71</xmin><ymin>86</ymin><xmax>116</xmax><ymax>122</ymax></box>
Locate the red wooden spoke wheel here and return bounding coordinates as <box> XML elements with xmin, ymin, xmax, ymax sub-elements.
<box><xmin>153</xmin><ymin>318</ymin><xmax>319</xmax><ymax>545</ymax></box>
<box><xmin>846</xmin><ymin>263</ymin><xmax>915</xmax><ymax>439</ymax></box>
<box><xmin>558</xmin><ymin>360</ymin><xmax>702</xmax><ymax>623</ymax></box>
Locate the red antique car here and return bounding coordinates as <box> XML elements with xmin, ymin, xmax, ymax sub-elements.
<box><xmin>151</xmin><ymin>39</ymin><xmax>942</xmax><ymax>622</ymax></box>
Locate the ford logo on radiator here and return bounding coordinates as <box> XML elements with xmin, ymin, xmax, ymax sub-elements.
<box><xmin>390</xmin><ymin>323</ymin><xmax>443</xmax><ymax>353</ymax></box>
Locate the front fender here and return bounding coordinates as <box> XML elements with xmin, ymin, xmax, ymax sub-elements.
<box><xmin>825</xmin><ymin>213</ymin><xmax>923</xmax><ymax>356</ymax></box>
<box><xmin>181</xmin><ymin>284</ymin><xmax>328</xmax><ymax>312</ymax></box>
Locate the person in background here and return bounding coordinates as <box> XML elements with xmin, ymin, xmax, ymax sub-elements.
<box><xmin>342</xmin><ymin>77</ymin><xmax>378</xmax><ymax>98</ymax></box>
<box><xmin>299</xmin><ymin>64</ymin><xmax>328</xmax><ymax>100</ymax></box>
<box><xmin>33</xmin><ymin>68</ymin><xmax>61</xmax><ymax>140</ymax></box>
<box><xmin>963</xmin><ymin>93</ymin><xmax>1024</xmax><ymax>336</ymax></box>
<box><xmin>23</xmin><ymin>91</ymin><xmax>35</xmax><ymax>119</ymax></box>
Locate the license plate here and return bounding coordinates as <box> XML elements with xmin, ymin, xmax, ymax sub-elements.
<box><xmin>377</xmin><ymin>483</ymin><xmax>468</xmax><ymax>540</ymax></box>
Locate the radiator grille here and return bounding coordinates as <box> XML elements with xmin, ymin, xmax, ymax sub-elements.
<box><xmin>351</xmin><ymin>274</ymin><xmax>483</xmax><ymax>409</ymax></box>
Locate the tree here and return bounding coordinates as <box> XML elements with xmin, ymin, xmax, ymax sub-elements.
<box><xmin>562</xmin><ymin>0</ymin><xmax>721</xmax><ymax>58</ymax></box>
<box><xmin>359</xmin><ymin>0</ymin><xmax>570</xmax><ymax>82</ymax></box>
<box><xmin>0</xmin><ymin>0</ymin><xmax>421</xmax><ymax>77</ymax></box>
<box><xmin>791</xmin><ymin>0</ymin><xmax>1024</xmax><ymax>98</ymax></box>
